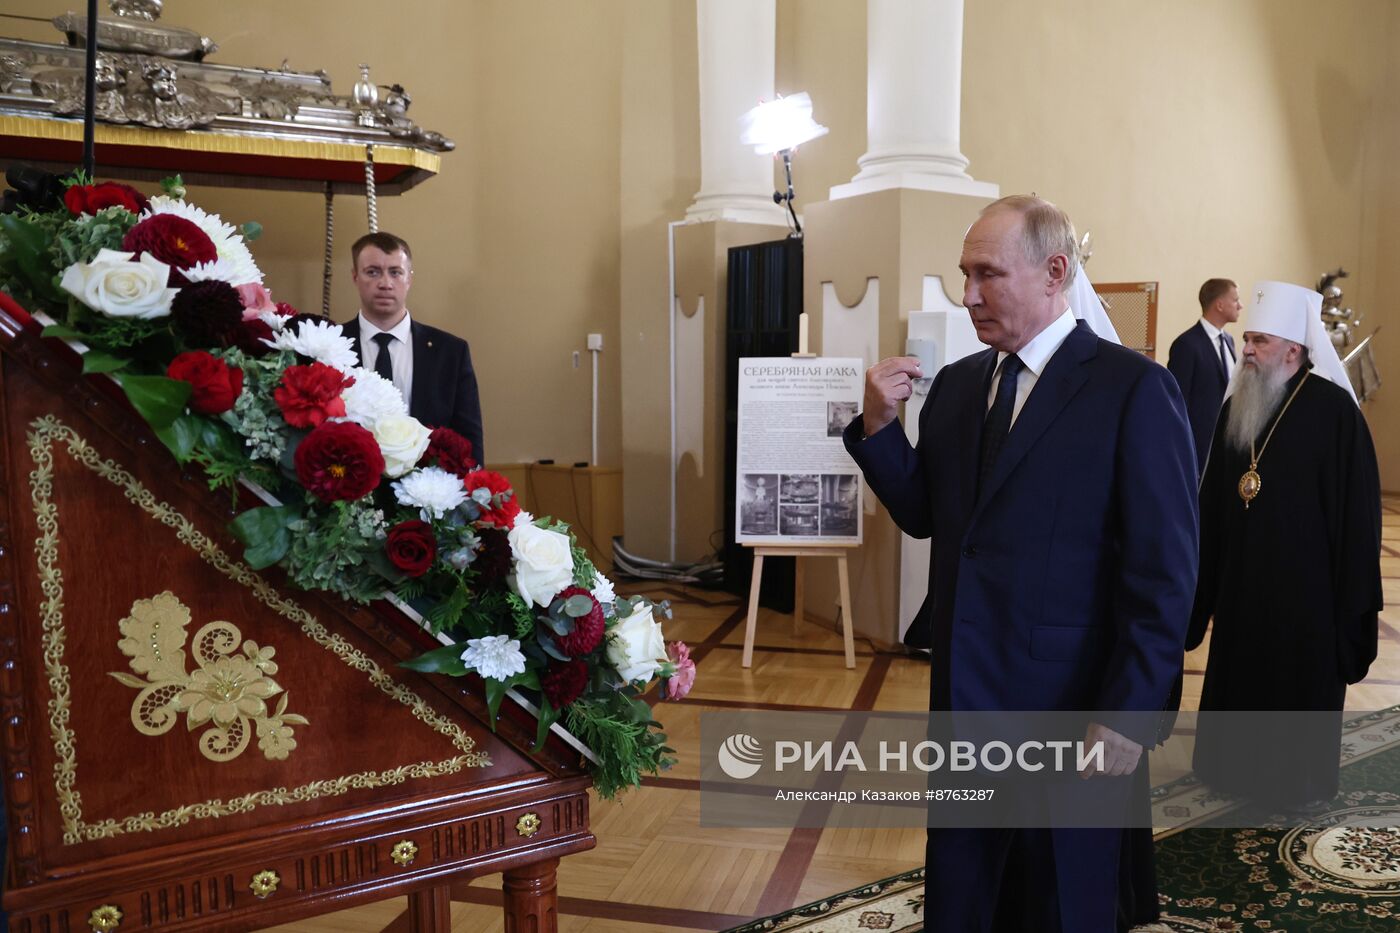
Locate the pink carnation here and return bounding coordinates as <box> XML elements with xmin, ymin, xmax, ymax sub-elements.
<box><xmin>665</xmin><ymin>642</ymin><xmax>696</xmax><ymax>701</ymax></box>
<box><xmin>237</xmin><ymin>282</ymin><xmax>276</xmax><ymax>317</ymax></box>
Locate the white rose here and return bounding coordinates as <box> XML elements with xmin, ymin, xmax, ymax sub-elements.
<box><xmin>59</xmin><ymin>249</ymin><xmax>177</xmax><ymax>320</ymax></box>
<box><xmin>371</xmin><ymin>413</ymin><xmax>432</xmax><ymax>477</ymax></box>
<box><xmin>605</xmin><ymin>604</ymin><xmax>669</xmax><ymax>684</ymax></box>
<box><xmin>508</xmin><ymin>522</ymin><xmax>575</xmax><ymax>607</ymax></box>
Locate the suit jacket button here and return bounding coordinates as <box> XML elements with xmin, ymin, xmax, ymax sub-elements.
<box><xmin>962</xmin><ymin>546</ymin><xmax>977</xmax><ymax>558</ymax></box>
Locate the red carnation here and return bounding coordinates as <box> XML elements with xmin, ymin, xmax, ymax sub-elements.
<box><xmin>166</xmin><ymin>351</ymin><xmax>243</xmax><ymax>415</ymax></box>
<box><xmin>541</xmin><ymin>659</ymin><xmax>589</xmax><ymax>709</ymax></box>
<box><xmin>274</xmin><ymin>362</ymin><xmax>353</xmax><ymax>429</ymax></box>
<box><xmin>273</xmin><ymin>301</ymin><xmax>299</xmax><ymax>319</ymax></box>
<box><xmin>122</xmin><ymin>214</ymin><xmax>217</xmax><ymax>285</ymax></box>
<box><xmin>386</xmin><ymin>520</ymin><xmax>437</xmax><ymax>577</ymax></box>
<box><xmin>464</xmin><ymin>469</ymin><xmax>519</xmax><ymax>528</ymax></box>
<box><xmin>552</xmin><ymin>586</ymin><xmax>606</xmax><ymax>657</ymax></box>
<box><xmin>294</xmin><ymin>421</ymin><xmax>383</xmax><ymax>502</ymax></box>
<box><xmin>419</xmin><ymin>426</ymin><xmax>476</xmax><ymax>477</ymax></box>
<box><xmin>64</xmin><ymin>182</ymin><xmax>149</xmax><ymax>216</ymax></box>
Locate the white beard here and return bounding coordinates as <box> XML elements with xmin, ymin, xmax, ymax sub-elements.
<box><xmin>1224</xmin><ymin>361</ymin><xmax>1291</xmax><ymax>454</ymax></box>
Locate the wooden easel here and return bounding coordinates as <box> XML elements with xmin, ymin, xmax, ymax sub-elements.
<box><xmin>741</xmin><ymin>544</ymin><xmax>856</xmax><ymax>668</ymax></box>
<box><xmin>739</xmin><ymin>313</ymin><xmax>857</xmax><ymax>670</ymax></box>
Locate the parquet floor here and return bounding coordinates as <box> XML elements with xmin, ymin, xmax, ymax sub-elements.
<box><xmin>261</xmin><ymin>497</ymin><xmax>1400</xmax><ymax>932</ymax></box>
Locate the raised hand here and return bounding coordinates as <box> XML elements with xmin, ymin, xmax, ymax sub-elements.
<box><xmin>862</xmin><ymin>356</ymin><xmax>924</xmax><ymax>436</ymax></box>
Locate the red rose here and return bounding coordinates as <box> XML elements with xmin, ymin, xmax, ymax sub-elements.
<box><xmin>274</xmin><ymin>362</ymin><xmax>353</xmax><ymax>429</ymax></box>
<box><xmin>552</xmin><ymin>586</ymin><xmax>605</xmax><ymax>657</ymax></box>
<box><xmin>386</xmin><ymin>520</ymin><xmax>436</xmax><ymax>577</ymax></box>
<box><xmin>541</xmin><ymin>659</ymin><xmax>589</xmax><ymax>709</ymax></box>
<box><xmin>122</xmin><ymin>214</ymin><xmax>217</xmax><ymax>284</ymax></box>
<box><xmin>166</xmin><ymin>351</ymin><xmax>243</xmax><ymax>415</ymax></box>
<box><xmin>419</xmin><ymin>426</ymin><xmax>476</xmax><ymax>477</ymax></box>
<box><xmin>64</xmin><ymin>182</ymin><xmax>149</xmax><ymax>216</ymax></box>
<box><xmin>464</xmin><ymin>469</ymin><xmax>519</xmax><ymax>528</ymax></box>
<box><xmin>294</xmin><ymin>421</ymin><xmax>384</xmax><ymax>501</ymax></box>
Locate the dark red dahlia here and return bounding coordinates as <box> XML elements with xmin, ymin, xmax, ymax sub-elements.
<box><xmin>293</xmin><ymin>421</ymin><xmax>384</xmax><ymax>502</ymax></box>
<box><xmin>122</xmin><ymin>214</ymin><xmax>217</xmax><ymax>285</ymax></box>
<box><xmin>170</xmin><ymin>279</ymin><xmax>245</xmax><ymax>348</ymax></box>
<box><xmin>552</xmin><ymin>586</ymin><xmax>605</xmax><ymax>657</ymax></box>
<box><xmin>418</xmin><ymin>426</ymin><xmax>476</xmax><ymax>477</ymax></box>
<box><xmin>541</xmin><ymin>659</ymin><xmax>589</xmax><ymax>709</ymax></box>
<box><xmin>473</xmin><ymin>527</ymin><xmax>513</xmax><ymax>585</ymax></box>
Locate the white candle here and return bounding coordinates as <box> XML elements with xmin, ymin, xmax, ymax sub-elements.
<box><xmin>798</xmin><ymin>312</ymin><xmax>810</xmax><ymax>354</ymax></box>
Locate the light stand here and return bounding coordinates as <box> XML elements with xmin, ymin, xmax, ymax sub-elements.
<box><xmin>774</xmin><ymin>149</ymin><xmax>801</xmax><ymax>237</ymax></box>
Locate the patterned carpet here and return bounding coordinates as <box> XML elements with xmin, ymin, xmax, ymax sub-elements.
<box><xmin>727</xmin><ymin>707</ymin><xmax>1400</xmax><ymax>933</ymax></box>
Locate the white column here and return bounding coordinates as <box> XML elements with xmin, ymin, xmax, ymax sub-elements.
<box><xmin>831</xmin><ymin>0</ymin><xmax>998</xmax><ymax>200</ymax></box>
<box><xmin>685</xmin><ymin>0</ymin><xmax>788</xmax><ymax>224</ymax></box>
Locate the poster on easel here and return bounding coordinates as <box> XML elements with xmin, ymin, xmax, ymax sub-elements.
<box><xmin>735</xmin><ymin>357</ymin><xmax>864</xmax><ymax>545</ymax></box>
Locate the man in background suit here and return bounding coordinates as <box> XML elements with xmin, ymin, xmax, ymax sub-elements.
<box><xmin>341</xmin><ymin>232</ymin><xmax>485</xmax><ymax>465</ymax></box>
<box><xmin>844</xmin><ymin>196</ymin><xmax>1198</xmax><ymax>932</ymax></box>
<box><xmin>1167</xmin><ymin>278</ymin><xmax>1241</xmax><ymax>473</ymax></box>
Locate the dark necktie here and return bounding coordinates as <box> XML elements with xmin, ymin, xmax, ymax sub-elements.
<box><xmin>979</xmin><ymin>354</ymin><xmax>1024</xmax><ymax>497</ymax></box>
<box><xmin>372</xmin><ymin>332</ymin><xmax>395</xmax><ymax>382</ymax></box>
<box><xmin>1217</xmin><ymin>332</ymin><xmax>1234</xmax><ymax>381</ymax></box>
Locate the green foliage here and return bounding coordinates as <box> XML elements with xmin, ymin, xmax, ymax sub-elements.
<box><xmin>120</xmin><ymin>374</ymin><xmax>191</xmax><ymax>429</ymax></box>
<box><xmin>229</xmin><ymin>503</ymin><xmax>299</xmax><ymax>569</ymax></box>
<box><xmin>398</xmin><ymin>641</ymin><xmax>469</xmax><ymax>676</ymax></box>
<box><xmin>565</xmin><ymin>694</ymin><xmax>675</xmax><ymax>800</ymax></box>
<box><xmin>280</xmin><ymin>498</ymin><xmax>392</xmax><ymax>603</ymax></box>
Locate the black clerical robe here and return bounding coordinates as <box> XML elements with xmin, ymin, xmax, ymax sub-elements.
<box><xmin>1187</xmin><ymin>366</ymin><xmax>1382</xmax><ymax>806</ymax></box>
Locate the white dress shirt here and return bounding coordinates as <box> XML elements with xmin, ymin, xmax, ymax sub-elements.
<box><xmin>987</xmin><ymin>307</ymin><xmax>1078</xmax><ymax>427</ymax></box>
<box><xmin>357</xmin><ymin>310</ymin><xmax>414</xmax><ymax>409</ymax></box>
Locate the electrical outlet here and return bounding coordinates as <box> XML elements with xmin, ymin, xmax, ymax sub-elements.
<box><xmin>587</xmin><ymin>333</ymin><xmax>603</xmax><ymax>351</ymax></box>
<box><xmin>572</xmin><ymin>351</ymin><xmax>580</xmax><ymax>369</ymax></box>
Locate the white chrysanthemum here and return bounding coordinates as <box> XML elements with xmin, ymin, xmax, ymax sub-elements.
<box><xmin>263</xmin><ymin>319</ymin><xmax>358</xmax><ymax>371</ymax></box>
<box><xmin>591</xmin><ymin>572</ymin><xmax>616</xmax><ymax>607</ymax></box>
<box><xmin>145</xmin><ymin>195</ymin><xmax>263</xmax><ymax>285</ymax></box>
<box><xmin>459</xmin><ymin>635</ymin><xmax>527</xmax><ymax>682</ymax></box>
<box><xmin>181</xmin><ymin>258</ymin><xmax>241</xmax><ymax>285</ymax></box>
<box><xmin>255</xmin><ymin>309</ymin><xmax>290</xmax><ymax>332</ymax></box>
<box><xmin>393</xmin><ymin>466</ymin><xmax>468</xmax><ymax>519</ymax></box>
<box><xmin>513</xmin><ymin>510</ymin><xmax>536</xmax><ymax>529</ymax></box>
<box><xmin>340</xmin><ymin>367</ymin><xmax>407</xmax><ymax>426</ymax></box>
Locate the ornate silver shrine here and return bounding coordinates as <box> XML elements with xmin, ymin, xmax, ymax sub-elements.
<box><xmin>0</xmin><ymin>0</ymin><xmax>454</xmax><ymax>150</ymax></box>
<box><xmin>1317</xmin><ymin>268</ymin><xmax>1382</xmax><ymax>403</ymax></box>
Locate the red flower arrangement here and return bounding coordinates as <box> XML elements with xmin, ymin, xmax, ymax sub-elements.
<box><xmin>166</xmin><ymin>351</ymin><xmax>243</xmax><ymax>415</ymax></box>
<box><xmin>463</xmin><ymin>469</ymin><xmax>519</xmax><ymax>528</ymax></box>
<box><xmin>274</xmin><ymin>362</ymin><xmax>353</xmax><ymax>429</ymax></box>
<box><xmin>64</xmin><ymin>182</ymin><xmax>149</xmax><ymax>217</ymax></box>
<box><xmin>293</xmin><ymin>421</ymin><xmax>384</xmax><ymax>502</ymax></box>
<box><xmin>386</xmin><ymin>520</ymin><xmax>437</xmax><ymax>577</ymax></box>
<box><xmin>541</xmin><ymin>659</ymin><xmax>589</xmax><ymax>708</ymax></box>
<box><xmin>552</xmin><ymin>586</ymin><xmax>606</xmax><ymax>656</ymax></box>
<box><xmin>122</xmin><ymin>214</ymin><xmax>217</xmax><ymax>285</ymax></box>
<box><xmin>419</xmin><ymin>426</ymin><xmax>476</xmax><ymax>477</ymax></box>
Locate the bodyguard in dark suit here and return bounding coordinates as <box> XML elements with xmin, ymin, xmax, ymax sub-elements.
<box><xmin>1166</xmin><ymin>278</ymin><xmax>1241</xmax><ymax>473</ymax></box>
<box><xmin>341</xmin><ymin>232</ymin><xmax>485</xmax><ymax>464</ymax></box>
<box><xmin>844</xmin><ymin>196</ymin><xmax>1198</xmax><ymax>932</ymax></box>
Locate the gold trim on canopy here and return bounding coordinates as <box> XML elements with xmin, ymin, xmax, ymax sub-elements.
<box><xmin>0</xmin><ymin>114</ymin><xmax>441</xmax><ymax>173</ymax></box>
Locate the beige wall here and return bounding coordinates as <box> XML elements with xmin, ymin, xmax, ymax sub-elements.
<box><xmin>8</xmin><ymin>0</ymin><xmax>1395</xmax><ymax>550</ymax></box>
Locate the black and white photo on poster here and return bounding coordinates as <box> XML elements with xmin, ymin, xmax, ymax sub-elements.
<box><xmin>738</xmin><ymin>473</ymin><xmax>779</xmax><ymax>535</ymax></box>
<box><xmin>819</xmin><ymin>473</ymin><xmax>859</xmax><ymax>536</ymax></box>
<box><xmin>780</xmin><ymin>473</ymin><xmax>820</xmax><ymax>503</ymax></box>
<box><xmin>779</xmin><ymin>504</ymin><xmax>820</xmax><ymax>536</ymax></box>
<box><xmin>826</xmin><ymin>400</ymin><xmax>859</xmax><ymax>437</ymax></box>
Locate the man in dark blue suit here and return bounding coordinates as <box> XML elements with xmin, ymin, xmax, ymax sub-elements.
<box><xmin>1166</xmin><ymin>278</ymin><xmax>1241</xmax><ymax>473</ymax></box>
<box><xmin>843</xmin><ymin>196</ymin><xmax>1198</xmax><ymax>932</ymax></box>
<box><xmin>340</xmin><ymin>232</ymin><xmax>485</xmax><ymax>465</ymax></box>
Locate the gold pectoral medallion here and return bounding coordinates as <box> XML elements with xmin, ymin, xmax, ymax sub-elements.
<box><xmin>1238</xmin><ymin>467</ymin><xmax>1261</xmax><ymax>508</ymax></box>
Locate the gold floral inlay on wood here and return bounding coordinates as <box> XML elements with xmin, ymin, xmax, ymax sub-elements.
<box><xmin>88</xmin><ymin>904</ymin><xmax>123</xmax><ymax>932</ymax></box>
<box><xmin>109</xmin><ymin>592</ymin><xmax>309</xmax><ymax>762</ymax></box>
<box><xmin>27</xmin><ymin>415</ymin><xmax>491</xmax><ymax>846</ymax></box>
